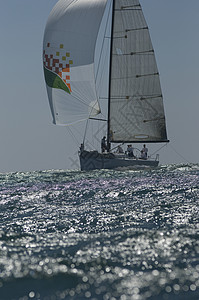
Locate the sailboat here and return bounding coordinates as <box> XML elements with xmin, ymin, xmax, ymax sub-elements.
<box><xmin>43</xmin><ymin>0</ymin><xmax>169</xmax><ymax>171</ymax></box>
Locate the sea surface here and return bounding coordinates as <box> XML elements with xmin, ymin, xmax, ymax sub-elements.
<box><xmin>0</xmin><ymin>164</ymin><xmax>199</xmax><ymax>300</ymax></box>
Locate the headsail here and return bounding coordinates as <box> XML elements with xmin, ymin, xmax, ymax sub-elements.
<box><xmin>43</xmin><ymin>0</ymin><xmax>107</xmax><ymax>125</ymax></box>
<box><xmin>108</xmin><ymin>0</ymin><xmax>168</xmax><ymax>143</ymax></box>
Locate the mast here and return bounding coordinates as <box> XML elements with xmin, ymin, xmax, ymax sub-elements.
<box><xmin>107</xmin><ymin>0</ymin><xmax>115</xmax><ymax>152</ymax></box>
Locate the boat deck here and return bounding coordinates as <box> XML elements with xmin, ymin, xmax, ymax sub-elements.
<box><xmin>79</xmin><ymin>150</ymin><xmax>159</xmax><ymax>171</ymax></box>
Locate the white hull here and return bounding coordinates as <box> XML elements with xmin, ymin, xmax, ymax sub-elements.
<box><xmin>79</xmin><ymin>150</ymin><xmax>159</xmax><ymax>171</ymax></box>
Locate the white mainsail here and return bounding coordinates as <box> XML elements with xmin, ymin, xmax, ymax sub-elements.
<box><xmin>43</xmin><ymin>0</ymin><xmax>107</xmax><ymax>125</ymax></box>
<box><xmin>108</xmin><ymin>0</ymin><xmax>168</xmax><ymax>143</ymax></box>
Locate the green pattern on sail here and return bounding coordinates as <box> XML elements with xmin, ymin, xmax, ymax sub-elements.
<box><xmin>44</xmin><ymin>67</ymin><xmax>71</xmax><ymax>94</ymax></box>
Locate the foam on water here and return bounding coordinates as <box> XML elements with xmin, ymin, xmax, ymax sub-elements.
<box><xmin>0</xmin><ymin>164</ymin><xmax>198</xmax><ymax>299</ymax></box>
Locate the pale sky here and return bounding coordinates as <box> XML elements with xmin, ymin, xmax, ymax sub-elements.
<box><xmin>0</xmin><ymin>0</ymin><xmax>199</xmax><ymax>172</ymax></box>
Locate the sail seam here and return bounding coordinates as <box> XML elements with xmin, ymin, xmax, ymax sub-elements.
<box><xmin>113</xmin><ymin>35</ymin><xmax>127</xmax><ymax>39</ymax></box>
<box><xmin>121</xmin><ymin>4</ymin><xmax>141</xmax><ymax>9</ymax></box>
<box><xmin>140</xmin><ymin>95</ymin><xmax>163</xmax><ymax>100</ymax></box>
<box><xmin>136</xmin><ymin>72</ymin><xmax>159</xmax><ymax>78</ymax></box>
<box><xmin>109</xmin><ymin>73</ymin><xmax>159</xmax><ymax>80</ymax></box>
<box><xmin>110</xmin><ymin>140</ymin><xmax>169</xmax><ymax>144</ymax></box>
<box><xmin>116</xmin><ymin>8</ymin><xmax>141</xmax><ymax>11</ymax></box>
<box><xmin>126</xmin><ymin>27</ymin><xmax>148</xmax><ymax>32</ymax></box>
<box><xmin>113</xmin><ymin>50</ymin><xmax>154</xmax><ymax>56</ymax></box>
<box><xmin>143</xmin><ymin>117</ymin><xmax>165</xmax><ymax>123</ymax></box>
<box><xmin>89</xmin><ymin>117</ymin><xmax>107</xmax><ymax>122</ymax></box>
<box><xmin>109</xmin><ymin>95</ymin><xmax>163</xmax><ymax>101</ymax></box>
<box><xmin>114</xmin><ymin>27</ymin><xmax>148</xmax><ymax>34</ymax></box>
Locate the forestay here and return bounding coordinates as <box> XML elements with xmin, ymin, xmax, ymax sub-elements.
<box><xmin>108</xmin><ymin>0</ymin><xmax>168</xmax><ymax>143</ymax></box>
<box><xmin>43</xmin><ymin>0</ymin><xmax>107</xmax><ymax>125</ymax></box>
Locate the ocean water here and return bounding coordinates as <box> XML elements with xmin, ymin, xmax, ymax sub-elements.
<box><xmin>0</xmin><ymin>164</ymin><xmax>199</xmax><ymax>300</ymax></box>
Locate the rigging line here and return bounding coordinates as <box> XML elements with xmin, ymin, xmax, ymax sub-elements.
<box><xmin>100</xmin><ymin>111</ymin><xmax>107</xmax><ymax>119</ymax></box>
<box><xmin>110</xmin><ymin>143</ymin><xmax>124</xmax><ymax>151</ymax></box>
<box><xmin>134</xmin><ymin>147</ymin><xmax>142</xmax><ymax>153</ymax></box>
<box><xmin>66</xmin><ymin>126</ymin><xmax>79</xmax><ymax>146</ymax></box>
<box><xmin>66</xmin><ymin>115</ymin><xmax>94</xmax><ymax>142</ymax></box>
<box><xmin>83</xmin><ymin>118</ymin><xmax>89</xmax><ymax>144</ymax></box>
<box><xmin>57</xmin><ymin>88</ymin><xmax>94</xmax><ymax>109</ymax></box>
<box><xmin>66</xmin><ymin>119</ymin><xmax>87</xmax><ymax>139</ymax></box>
<box><xmin>169</xmin><ymin>144</ymin><xmax>191</xmax><ymax>164</ymax></box>
<box><xmin>71</xmin><ymin>92</ymin><xmax>95</xmax><ymax>108</ymax></box>
<box><xmin>64</xmin><ymin>82</ymin><xmax>100</xmax><ymax>109</ymax></box>
<box><xmin>148</xmin><ymin>143</ymin><xmax>168</xmax><ymax>158</ymax></box>
<box><xmin>66</xmin><ymin>120</ymin><xmax>101</xmax><ymax>152</ymax></box>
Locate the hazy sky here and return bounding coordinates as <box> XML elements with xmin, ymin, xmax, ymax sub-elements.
<box><xmin>0</xmin><ymin>0</ymin><xmax>199</xmax><ymax>172</ymax></box>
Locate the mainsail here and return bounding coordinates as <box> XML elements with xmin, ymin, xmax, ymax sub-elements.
<box><xmin>108</xmin><ymin>0</ymin><xmax>168</xmax><ymax>143</ymax></box>
<box><xmin>43</xmin><ymin>0</ymin><xmax>107</xmax><ymax>125</ymax></box>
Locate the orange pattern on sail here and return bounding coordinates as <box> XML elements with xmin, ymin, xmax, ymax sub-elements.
<box><xmin>43</xmin><ymin>43</ymin><xmax>73</xmax><ymax>92</ymax></box>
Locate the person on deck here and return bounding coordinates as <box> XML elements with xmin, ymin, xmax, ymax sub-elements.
<box><xmin>127</xmin><ymin>145</ymin><xmax>135</xmax><ymax>157</ymax></box>
<box><xmin>140</xmin><ymin>150</ymin><xmax>145</xmax><ymax>159</ymax></box>
<box><xmin>101</xmin><ymin>136</ymin><xmax>107</xmax><ymax>153</ymax></box>
<box><xmin>116</xmin><ymin>145</ymin><xmax>124</xmax><ymax>153</ymax></box>
<box><xmin>142</xmin><ymin>144</ymin><xmax>148</xmax><ymax>159</ymax></box>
